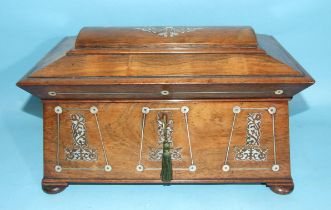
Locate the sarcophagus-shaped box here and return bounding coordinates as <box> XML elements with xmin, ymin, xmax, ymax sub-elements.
<box><xmin>17</xmin><ymin>27</ymin><xmax>314</xmax><ymax>194</ymax></box>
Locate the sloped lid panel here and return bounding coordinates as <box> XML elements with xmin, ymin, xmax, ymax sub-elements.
<box><xmin>29</xmin><ymin>26</ymin><xmax>301</xmax><ymax>78</ymax></box>
<box><xmin>30</xmin><ymin>53</ymin><xmax>301</xmax><ymax>78</ymax></box>
<box><xmin>17</xmin><ymin>27</ymin><xmax>314</xmax><ymax>100</ymax></box>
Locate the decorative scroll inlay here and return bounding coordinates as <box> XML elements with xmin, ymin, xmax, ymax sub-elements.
<box><xmin>54</xmin><ymin>106</ymin><xmax>111</xmax><ymax>173</ymax></box>
<box><xmin>157</xmin><ymin>114</ymin><xmax>174</xmax><ymax>144</ymax></box>
<box><xmin>136</xmin><ymin>106</ymin><xmax>196</xmax><ymax>172</ymax></box>
<box><xmin>148</xmin><ymin>113</ymin><xmax>182</xmax><ymax>161</ymax></box>
<box><xmin>135</xmin><ymin>27</ymin><xmax>203</xmax><ymax>37</ymax></box>
<box><xmin>65</xmin><ymin>113</ymin><xmax>98</xmax><ymax>161</ymax></box>
<box><xmin>222</xmin><ymin>106</ymin><xmax>279</xmax><ymax>172</ymax></box>
<box><xmin>234</xmin><ymin>113</ymin><xmax>268</xmax><ymax>161</ymax></box>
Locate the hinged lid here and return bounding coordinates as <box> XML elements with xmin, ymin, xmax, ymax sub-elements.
<box><xmin>17</xmin><ymin>26</ymin><xmax>314</xmax><ymax>100</ymax></box>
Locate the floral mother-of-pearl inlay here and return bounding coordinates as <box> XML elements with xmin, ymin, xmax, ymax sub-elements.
<box><xmin>65</xmin><ymin>113</ymin><xmax>98</xmax><ymax>161</ymax></box>
<box><xmin>148</xmin><ymin>112</ymin><xmax>183</xmax><ymax>161</ymax></box>
<box><xmin>135</xmin><ymin>27</ymin><xmax>203</xmax><ymax>37</ymax></box>
<box><xmin>234</xmin><ymin>113</ymin><xmax>268</xmax><ymax>161</ymax></box>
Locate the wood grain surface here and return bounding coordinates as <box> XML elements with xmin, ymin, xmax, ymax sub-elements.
<box><xmin>43</xmin><ymin>100</ymin><xmax>291</xmax><ymax>183</ymax></box>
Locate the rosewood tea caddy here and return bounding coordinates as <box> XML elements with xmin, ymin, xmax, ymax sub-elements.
<box><xmin>17</xmin><ymin>26</ymin><xmax>314</xmax><ymax>194</ymax></box>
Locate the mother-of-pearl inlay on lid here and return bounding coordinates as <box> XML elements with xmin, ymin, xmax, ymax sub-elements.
<box><xmin>74</xmin><ymin>26</ymin><xmax>259</xmax><ymax>49</ymax></box>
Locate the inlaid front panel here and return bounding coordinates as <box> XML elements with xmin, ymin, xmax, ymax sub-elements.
<box><xmin>43</xmin><ymin>100</ymin><xmax>290</xmax><ymax>181</ymax></box>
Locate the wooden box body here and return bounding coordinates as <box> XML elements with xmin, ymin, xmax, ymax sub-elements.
<box><xmin>17</xmin><ymin>27</ymin><xmax>314</xmax><ymax>194</ymax></box>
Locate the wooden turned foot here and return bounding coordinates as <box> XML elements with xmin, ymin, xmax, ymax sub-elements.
<box><xmin>42</xmin><ymin>181</ymin><xmax>68</xmax><ymax>194</ymax></box>
<box><xmin>267</xmin><ymin>182</ymin><xmax>294</xmax><ymax>195</ymax></box>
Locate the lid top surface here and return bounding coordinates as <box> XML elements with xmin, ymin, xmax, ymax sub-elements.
<box><xmin>75</xmin><ymin>26</ymin><xmax>258</xmax><ymax>49</ymax></box>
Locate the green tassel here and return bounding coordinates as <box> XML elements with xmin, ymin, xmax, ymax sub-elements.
<box><xmin>161</xmin><ymin>142</ymin><xmax>172</xmax><ymax>182</ymax></box>
<box><xmin>160</xmin><ymin>114</ymin><xmax>173</xmax><ymax>182</ymax></box>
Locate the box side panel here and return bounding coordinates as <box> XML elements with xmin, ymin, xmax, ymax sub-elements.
<box><xmin>43</xmin><ymin>100</ymin><xmax>291</xmax><ymax>183</ymax></box>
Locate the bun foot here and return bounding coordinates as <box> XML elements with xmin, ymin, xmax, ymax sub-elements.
<box><xmin>42</xmin><ymin>181</ymin><xmax>68</xmax><ymax>194</ymax></box>
<box><xmin>267</xmin><ymin>182</ymin><xmax>294</xmax><ymax>195</ymax></box>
